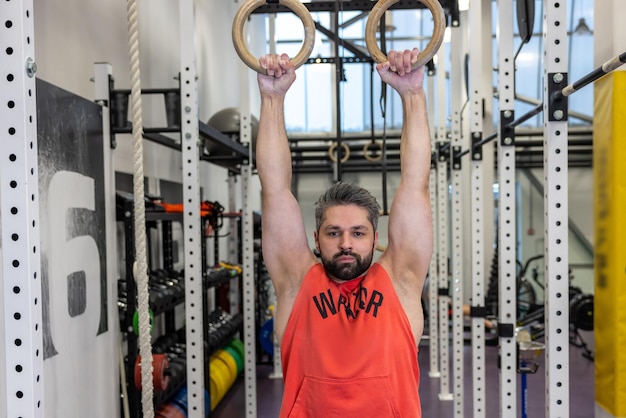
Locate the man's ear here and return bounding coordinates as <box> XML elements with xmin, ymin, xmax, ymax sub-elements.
<box><xmin>313</xmin><ymin>230</ymin><xmax>320</xmax><ymax>252</ymax></box>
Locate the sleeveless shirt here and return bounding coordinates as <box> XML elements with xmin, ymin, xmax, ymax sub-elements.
<box><xmin>279</xmin><ymin>262</ymin><xmax>421</xmax><ymax>418</ymax></box>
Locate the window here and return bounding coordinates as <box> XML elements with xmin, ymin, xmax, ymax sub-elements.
<box><xmin>267</xmin><ymin>0</ymin><xmax>593</xmax><ymax>134</ymax></box>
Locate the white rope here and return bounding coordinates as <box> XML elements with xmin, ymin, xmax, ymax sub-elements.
<box><xmin>126</xmin><ymin>0</ymin><xmax>154</xmax><ymax>416</ymax></box>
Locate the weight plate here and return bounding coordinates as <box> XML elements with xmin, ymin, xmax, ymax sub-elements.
<box><xmin>132</xmin><ymin>308</ymin><xmax>154</xmax><ymax>336</ymax></box>
<box><xmin>259</xmin><ymin>318</ymin><xmax>274</xmax><ymax>356</ymax></box>
<box><xmin>224</xmin><ymin>345</ymin><xmax>243</xmax><ymax>375</ymax></box>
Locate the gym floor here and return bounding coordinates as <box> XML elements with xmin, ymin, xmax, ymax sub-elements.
<box><xmin>211</xmin><ymin>332</ymin><xmax>595</xmax><ymax>418</ymax></box>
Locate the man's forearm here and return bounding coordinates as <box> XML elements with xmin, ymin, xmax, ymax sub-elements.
<box><xmin>256</xmin><ymin>95</ymin><xmax>293</xmax><ymax>192</ymax></box>
<box><xmin>400</xmin><ymin>89</ymin><xmax>431</xmax><ymax>188</ymax></box>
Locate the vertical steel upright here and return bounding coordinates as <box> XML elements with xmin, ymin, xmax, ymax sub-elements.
<box><xmin>1</xmin><ymin>1</ymin><xmax>44</xmax><ymax>417</ymax></box>
<box><xmin>241</xmin><ymin>162</ymin><xmax>257</xmax><ymax>417</ymax></box>
<box><xmin>496</xmin><ymin>1</ymin><xmax>518</xmax><ymax>416</ymax></box>
<box><xmin>542</xmin><ymin>0</ymin><xmax>570</xmax><ymax>416</ymax></box>
<box><xmin>426</xmin><ymin>70</ymin><xmax>440</xmax><ymax>380</ymax></box>
<box><xmin>238</xmin><ymin>59</ymin><xmax>258</xmax><ymax>418</ymax></box>
<box><xmin>179</xmin><ymin>0</ymin><xmax>205</xmax><ymax>416</ymax></box>
<box><xmin>227</xmin><ymin>175</ymin><xmax>240</xmax><ymax>313</ymax></box>
<box><xmin>435</xmin><ymin>46</ymin><xmax>452</xmax><ymax>403</ymax></box>
<box><xmin>468</xmin><ymin>0</ymin><xmax>489</xmax><ymax>414</ymax></box>
<box><xmin>449</xmin><ymin>14</ymin><xmax>466</xmax><ymax>418</ymax></box>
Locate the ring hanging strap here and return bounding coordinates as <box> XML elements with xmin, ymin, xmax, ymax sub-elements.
<box><xmin>232</xmin><ymin>0</ymin><xmax>316</xmax><ymax>74</ymax></box>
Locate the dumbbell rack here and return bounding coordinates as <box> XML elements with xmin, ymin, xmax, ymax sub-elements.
<box><xmin>116</xmin><ymin>193</ymin><xmax>244</xmax><ymax>417</ymax></box>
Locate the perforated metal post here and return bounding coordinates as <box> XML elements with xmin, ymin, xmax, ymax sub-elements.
<box><xmin>1</xmin><ymin>1</ymin><xmax>44</xmax><ymax>417</ymax></box>
<box><xmin>239</xmin><ymin>56</ymin><xmax>258</xmax><ymax>418</ymax></box>
<box><xmin>227</xmin><ymin>175</ymin><xmax>239</xmax><ymax>313</ymax></box>
<box><xmin>426</xmin><ymin>70</ymin><xmax>440</xmax><ymax>379</ymax></box>
<box><xmin>179</xmin><ymin>0</ymin><xmax>205</xmax><ymax>416</ymax></box>
<box><xmin>449</xmin><ymin>18</ymin><xmax>466</xmax><ymax>418</ymax></box>
<box><xmin>468</xmin><ymin>0</ymin><xmax>489</xmax><ymax>415</ymax></box>
<box><xmin>241</xmin><ymin>165</ymin><xmax>257</xmax><ymax>417</ymax></box>
<box><xmin>435</xmin><ymin>47</ymin><xmax>452</xmax><ymax>402</ymax></box>
<box><xmin>496</xmin><ymin>1</ymin><xmax>517</xmax><ymax>417</ymax></box>
<box><xmin>543</xmin><ymin>0</ymin><xmax>570</xmax><ymax>416</ymax></box>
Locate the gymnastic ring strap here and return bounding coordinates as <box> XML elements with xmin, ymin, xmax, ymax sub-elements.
<box><xmin>328</xmin><ymin>142</ymin><xmax>350</xmax><ymax>163</ymax></box>
<box><xmin>365</xmin><ymin>0</ymin><xmax>446</xmax><ymax>70</ymax></box>
<box><xmin>232</xmin><ymin>0</ymin><xmax>316</xmax><ymax>74</ymax></box>
<box><xmin>363</xmin><ymin>140</ymin><xmax>383</xmax><ymax>162</ymax></box>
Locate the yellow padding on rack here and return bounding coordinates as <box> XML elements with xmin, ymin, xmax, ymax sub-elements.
<box><xmin>594</xmin><ymin>71</ymin><xmax>626</xmax><ymax>417</ymax></box>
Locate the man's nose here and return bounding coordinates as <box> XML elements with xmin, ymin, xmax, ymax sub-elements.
<box><xmin>339</xmin><ymin>234</ymin><xmax>352</xmax><ymax>250</ymax></box>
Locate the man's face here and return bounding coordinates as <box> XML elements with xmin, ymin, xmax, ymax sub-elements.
<box><xmin>314</xmin><ymin>205</ymin><xmax>378</xmax><ymax>282</ymax></box>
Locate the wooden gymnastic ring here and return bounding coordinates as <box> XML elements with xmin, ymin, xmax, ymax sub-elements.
<box><xmin>328</xmin><ymin>142</ymin><xmax>350</xmax><ymax>163</ymax></box>
<box><xmin>363</xmin><ymin>140</ymin><xmax>383</xmax><ymax>162</ymax></box>
<box><xmin>365</xmin><ymin>0</ymin><xmax>446</xmax><ymax>70</ymax></box>
<box><xmin>232</xmin><ymin>0</ymin><xmax>316</xmax><ymax>74</ymax></box>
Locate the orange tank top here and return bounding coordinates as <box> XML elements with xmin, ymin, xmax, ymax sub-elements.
<box><xmin>279</xmin><ymin>263</ymin><xmax>421</xmax><ymax>418</ymax></box>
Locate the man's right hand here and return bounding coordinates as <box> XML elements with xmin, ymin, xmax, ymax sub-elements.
<box><xmin>257</xmin><ymin>53</ymin><xmax>297</xmax><ymax>97</ymax></box>
<box><xmin>376</xmin><ymin>49</ymin><xmax>425</xmax><ymax>98</ymax></box>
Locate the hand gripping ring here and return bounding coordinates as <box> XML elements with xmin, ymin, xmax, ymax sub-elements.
<box><xmin>232</xmin><ymin>0</ymin><xmax>316</xmax><ymax>74</ymax></box>
<box><xmin>365</xmin><ymin>0</ymin><xmax>446</xmax><ymax>70</ymax></box>
<box><xmin>328</xmin><ymin>142</ymin><xmax>350</xmax><ymax>163</ymax></box>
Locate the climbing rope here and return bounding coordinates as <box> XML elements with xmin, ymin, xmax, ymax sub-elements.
<box><xmin>126</xmin><ymin>0</ymin><xmax>154</xmax><ymax>416</ymax></box>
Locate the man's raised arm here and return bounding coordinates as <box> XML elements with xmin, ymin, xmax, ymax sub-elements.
<box><xmin>256</xmin><ymin>54</ymin><xmax>317</xmax><ymax>297</ymax></box>
<box><xmin>376</xmin><ymin>49</ymin><xmax>434</xmax><ymax>283</ymax></box>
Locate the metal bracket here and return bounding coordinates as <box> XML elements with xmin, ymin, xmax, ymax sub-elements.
<box><xmin>426</xmin><ymin>59</ymin><xmax>436</xmax><ymax>77</ymax></box>
<box><xmin>471</xmin><ymin>132</ymin><xmax>483</xmax><ymax>161</ymax></box>
<box><xmin>438</xmin><ymin>287</ymin><xmax>450</xmax><ymax>296</ymax></box>
<box><xmin>548</xmin><ymin>72</ymin><xmax>569</xmax><ymax>122</ymax></box>
<box><xmin>470</xmin><ymin>305</ymin><xmax>487</xmax><ymax>318</ymax></box>
<box><xmin>431</xmin><ymin>151</ymin><xmax>437</xmax><ymax>169</ymax></box>
<box><xmin>451</xmin><ymin>145</ymin><xmax>462</xmax><ymax>170</ymax></box>
<box><xmin>108</xmin><ymin>85</ymin><xmax>182</xmax><ymax>135</ymax></box>
<box><xmin>437</xmin><ymin>142</ymin><xmax>449</xmax><ymax>162</ymax></box>
<box><xmin>106</xmin><ymin>74</ymin><xmax>116</xmax><ymax>149</ymax></box>
<box><xmin>500</xmin><ymin>110</ymin><xmax>515</xmax><ymax>146</ymax></box>
<box><xmin>449</xmin><ymin>0</ymin><xmax>460</xmax><ymax>27</ymax></box>
<box><xmin>497</xmin><ymin>322</ymin><xmax>515</xmax><ymax>338</ymax></box>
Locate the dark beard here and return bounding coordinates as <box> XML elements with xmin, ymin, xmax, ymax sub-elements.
<box><xmin>321</xmin><ymin>249</ymin><xmax>374</xmax><ymax>282</ymax></box>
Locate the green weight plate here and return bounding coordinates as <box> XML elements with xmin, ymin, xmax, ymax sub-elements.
<box><xmin>229</xmin><ymin>338</ymin><xmax>245</xmax><ymax>364</ymax></box>
<box><xmin>224</xmin><ymin>345</ymin><xmax>243</xmax><ymax>374</ymax></box>
<box><xmin>132</xmin><ymin>308</ymin><xmax>154</xmax><ymax>336</ymax></box>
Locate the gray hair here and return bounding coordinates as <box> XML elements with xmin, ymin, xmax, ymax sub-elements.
<box><xmin>314</xmin><ymin>181</ymin><xmax>381</xmax><ymax>231</ymax></box>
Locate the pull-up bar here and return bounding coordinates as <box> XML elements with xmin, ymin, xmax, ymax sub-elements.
<box><xmin>452</xmin><ymin>51</ymin><xmax>626</xmax><ymax>160</ymax></box>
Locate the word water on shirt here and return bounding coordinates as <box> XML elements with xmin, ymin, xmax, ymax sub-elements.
<box><xmin>312</xmin><ymin>286</ymin><xmax>383</xmax><ymax>319</ymax></box>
